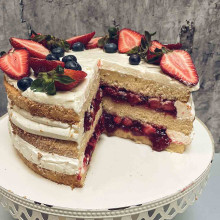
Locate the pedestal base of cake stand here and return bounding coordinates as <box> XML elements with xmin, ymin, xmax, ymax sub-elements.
<box><xmin>0</xmin><ymin>114</ymin><xmax>214</xmax><ymax>220</ymax></box>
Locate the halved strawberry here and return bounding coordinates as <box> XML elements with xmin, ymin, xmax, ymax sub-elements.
<box><xmin>66</xmin><ymin>32</ymin><xmax>95</xmax><ymax>47</ymax></box>
<box><xmin>0</xmin><ymin>49</ymin><xmax>30</xmax><ymax>80</ymax></box>
<box><xmin>164</xmin><ymin>43</ymin><xmax>182</xmax><ymax>50</ymax></box>
<box><xmin>118</xmin><ymin>28</ymin><xmax>143</xmax><ymax>53</ymax></box>
<box><xmin>86</xmin><ymin>37</ymin><xmax>102</xmax><ymax>49</ymax></box>
<box><xmin>30</xmin><ymin>57</ymin><xmax>65</xmax><ymax>75</ymax></box>
<box><xmin>146</xmin><ymin>40</ymin><xmax>164</xmax><ymax>65</ymax></box>
<box><xmin>10</xmin><ymin>37</ymin><xmax>50</xmax><ymax>59</ymax></box>
<box><xmin>160</xmin><ymin>50</ymin><xmax>199</xmax><ymax>86</ymax></box>
<box><xmin>55</xmin><ymin>69</ymin><xmax>87</xmax><ymax>91</ymax></box>
<box><xmin>149</xmin><ymin>40</ymin><xmax>163</xmax><ymax>52</ymax></box>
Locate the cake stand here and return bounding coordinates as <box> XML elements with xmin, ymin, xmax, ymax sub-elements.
<box><xmin>0</xmin><ymin>114</ymin><xmax>214</xmax><ymax>220</ymax></box>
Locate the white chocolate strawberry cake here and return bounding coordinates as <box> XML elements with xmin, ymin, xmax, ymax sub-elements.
<box><xmin>0</xmin><ymin>27</ymin><xmax>199</xmax><ymax>188</ymax></box>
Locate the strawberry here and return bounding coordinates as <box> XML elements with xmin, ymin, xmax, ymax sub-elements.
<box><xmin>118</xmin><ymin>28</ymin><xmax>143</xmax><ymax>53</ymax></box>
<box><xmin>29</xmin><ymin>57</ymin><xmax>65</xmax><ymax>75</ymax></box>
<box><xmin>149</xmin><ymin>40</ymin><xmax>163</xmax><ymax>52</ymax></box>
<box><xmin>113</xmin><ymin>116</ymin><xmax>122</xmax><ymax>124</ymax></box>
<box><xmin>143</xmin><ymin>124</ymin><xmax>156</xmax><ymax>135</ymax></box>
<box><xmin>55</xmin><ymin>69</ymin><xmax>87</xmax><ymax>91</ymax></box>
<box><xmin>160</xmin><ymin>50</ymin><xmax>199</xmax><ymax>86</ymax></box>
<box><xmin>0</xmin><ymin>49</ymin><xmax>30</xmax><ymax>80</ymax></box>
<box><xmin>10</xmin><ymin>37</ymin><xmax>50</xmax><ymax>59</ymax></box>
<box><xmin>164</xmin><ymin>43</ymin><xmax>182</xmax><ymax>50</ymax></box>
<box><xmin>66</xmin><ymin>32</ymin><xmax>95</xmax><ymax>47</ymax></box>
<box><xmin>86</xmin><ymin>37</ymin><xmax>102</xmax><ymax>49</ymax></box>
<box><xmin>122</xmin><ymin>118</ymin><xmax>133</xmax><ymax>127</ymax></box>
<box><xmin>147</xmin><ymin>40</ymin><xmax>164</xmax><ymax>65</ymax></box>
<box><xmin>30</xmin><ymin>33</ymin><xmax>47</xmax><ymax>47</ymax></box>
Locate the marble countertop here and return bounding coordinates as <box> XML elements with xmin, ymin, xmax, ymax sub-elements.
<box><xmin>1</xmin><ymin>154</ymin><xmax>220</xmax><ymax>220</ymax></box>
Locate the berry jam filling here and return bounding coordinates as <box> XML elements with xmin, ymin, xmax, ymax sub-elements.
<box><xmin>77</xmin><ymin>116</ymin><xmax>105</xmax><ymax>180</ymax></box>
<box><xmin>84</xmin><ymin>88</ymin><xmax>103</xmax><ymax>131</ymax></box>
<box><xmin>103</xmin><ymin>112</ymin><xmax>171</xmax><ymax>151</ymax></box>
<box><xmin>101</xmin><ymin>84</ymin><xmax>177</xmax><ymax>117</ymax></box>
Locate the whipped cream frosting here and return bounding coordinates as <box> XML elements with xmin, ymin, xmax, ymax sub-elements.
<box><xmin>175</xmin><ymin>94</ymin><xmax>195</xmax><ymax>120</ymax></box>
<box><xmin>9</xmin><ymin>124</ymin><xmax>82</xmax><ymax>175</ymax></box>
<box><xmin>167</xmin><ymin>129</ymin><xmax>193</xmax><ymax>146</ymax></box>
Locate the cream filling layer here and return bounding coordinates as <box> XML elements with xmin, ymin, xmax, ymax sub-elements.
<box><xmin>9</xmin><ymin>124</ymin><xmax>82</xmax><ymax>175</ymax></box>
<box><xmin>166</xmin><ymin>129</ymin><xmax>193</xmax><ymax>146</ymax></box>
<box><xmin>8</xmin><ymin>105</ymin><xmax>84</xmax><ymax>142</ymax></box>
<box><xmin>175</xmin><ymin>94</ymin><xmax>195</xmax><ymax>120</ymax></box>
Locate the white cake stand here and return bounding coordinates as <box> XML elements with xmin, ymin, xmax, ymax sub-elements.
<box><xmin>0</xmin><ymin>114</ymin><xmax>214</xmax><ymax>220</ymax></box>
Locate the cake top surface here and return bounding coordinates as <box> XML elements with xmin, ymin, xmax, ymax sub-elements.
<box><xmin>1</xmin><ymin>28</ymin><xmax>200</xmax><ymax>114</ymax></box>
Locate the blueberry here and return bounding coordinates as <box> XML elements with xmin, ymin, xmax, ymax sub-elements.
<box><xmin>62</xmin><ymin>55</ymin><xmax>77</xmax><ymax>63</ymax></box>
<box><xmin>46</xmin><ymin>54</ymin><xmax>59</xmax><ymax>61</ymax></box>
<box><xmin>104</xmin><ymin>43</ymin><xmax>117</xmax><ymax>53</ymax></box>
<box><xmin>51</xmin><ymin>47</ymin><xmax>64</xmax><ymax>58</ymax></box>
<box><xmin>129</xmin><ymin>54</ymin><xmax>141</xmax><ymax>65</ymax></box>
<box><xmin>72</xmin><ymin>42</ymin><xmax>85</xmax><ymax>51</ymax></box>
<box><xmin>65</xmin><ymin>61</ymin><xmax>82</xmax><ymax>70</ymax></box>
<box><xmin>17</xmin><ymin>77</ymin><xmax>33</xmax><ymax>91</ymax></box>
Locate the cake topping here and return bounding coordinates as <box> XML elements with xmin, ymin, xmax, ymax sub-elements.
<box><xmin>86</xmin><ymin>37</ymin><xmax>102</xmax><ymax>49</ymax></box>
<box><xmin>54</xmin><ymin>69</ymin><xmax>87</xmax><ymax>91</ymax></box>
<box><xmin>0</xmin><ymin>49</ymin><xmax>30</xmax><ymax>80</ymax></box>
<box><xmin>46</xmin><ymin>53</ymin><xmax>60</xmax><ymax>61</ymax></box>
<box><xmin>17</xmin><ymin>77</ymin><xmax>33</xmax><ymax>91</ymax></box>
<box><xmin>118</xmin><ymin>28</ymin><xmax>143</xmax><ymax>53</ymax></box>
<box><xmin>30</xmin><ymin>31</ymin><xmax>70</xmax><ymax>52</ymax></box>
<box><xmin>51</xmin><ymin>47</ymin><xmax>65</xmax><ymax>58</ymax></box>
<box><xmin>65</xmin><ymin>61</ymin><xmax>82</xmax><ymax>71</ymax></box>
<box><xmin>72</xmin><ymin>42</ymin><xmax>85</xmax><ymax>51</ymax></box>
<box><xmin>30</xmin><ymin>66</ymin><xmax>86</xmax><ymax>95</ymax></box>
<box><xmin>160</xmin><ymin>50</ymin><xmax>199</xmax><ymax>86</ymax></box>
<box><xmin>129</xmin><ymin>54</ymin><xmax>141</xmax><ymax>65</ymax></box>
<box><xmin>62</xmin><ymin>55</ymin><xmax>77</xmax><ymax>63</ymax></box>
<box><xmin>104</xmin><ymin>43</ymin><xmax>118</xmax><ymax>53</ymax></box>
<box><xmin>30</xmin><ymin>57</ymin><xmax>65</xmax><ymax>75</ymax></box>
<box><xmin>10</xmin><ymin>37</ymin><xmax>50</xmax><ymax>59</ymax></box>
<box><xmin>66</xmin><ymin>31</ymin><xmax>95</xmax><ymax>48</ymax></box>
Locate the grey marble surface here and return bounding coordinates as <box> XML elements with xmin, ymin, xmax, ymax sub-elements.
<box><xmin>0</xmin><ymin>0</ymin><xmax>219</xmax><ymax>151</ymax></box>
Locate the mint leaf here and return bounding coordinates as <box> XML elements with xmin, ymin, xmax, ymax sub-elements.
<box><xmin>30</xmin><ymin>78</ymin><xmax>44</xmax><ymax>92</ymax></box>
<box><xmin>46</xmin><ymin>81</ymin><xmax>56</xmax><ymax>95</ymax></box>
<box><xmin>54</xmin><ymin>75</ymin><xmax>75</xmax><ymax>84</ymax></box>
<box><xmin>55</xmin><ymin>65</ymin><xmax>64</xmax><ymax>74</ymax></box>
<box><xmin>127</xmin><ymin>46</ymin><xmax>140</xmax><ymax>55</ymax></box>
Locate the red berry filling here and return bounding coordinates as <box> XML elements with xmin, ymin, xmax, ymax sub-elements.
<box><xmin>103</xmin><ymin>112</ymin><xmax>171</xmax><ymax>151</ymax></box>
<box><xmin>101</xmin><ymin>85</ymin><xmax>177</xmax><ymax>116</ymax></box>
<box><xmin>84</xmin><ymin>88</ymin><xmax>103</xmax><ymax>131</ymax></box>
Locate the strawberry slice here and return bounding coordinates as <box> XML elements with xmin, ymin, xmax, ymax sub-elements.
<box><xmin>0</xmin><ymin>49</ymin><xmax>30</xmax><ymax>80</ymax></box>
<box><xmin>30</xmin><ymin>57</ymin><xmax>65</xmax><ymax>75</ymax></box>
<box><xmin>66</xmin><ymin>32</ymin><xmax>95</xmax><ymax>47</ymax></box>
<box><xmin>164</xmin><ymin>43</ymin><xmax>182</xmax><ymax>50</ymax></box>
<box><xmin>55</xmin><ymin>69</ymin><xmax>87</xmax><ymax>91</ymax></box>
<box><xmin>118</xmin><ymin>28</ymin><xmax>143</xmax><ymax>53</ymax></box>
<box><xmin>86</xmin><ymin>37</ymin><xmax>102</xmax><ymax>49</ymax></box>
<box><xmin>147</xmin><ymin>40</ymin><xmax>164</xmax><ymax>65</ymax></box>
<box><xmin>149</xmin><ymin>40</ymin><xmax>163</xmax><ymax>52</ymax></box>
<box><xmin>10</xmin><ymin>37</ymin><xmax>50</xmax><ymax>59</ymax></box>
<box><xmin>160</xmin><ymin>50</ymin><xmax>199</xmax><ymax>86</ymax></box>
